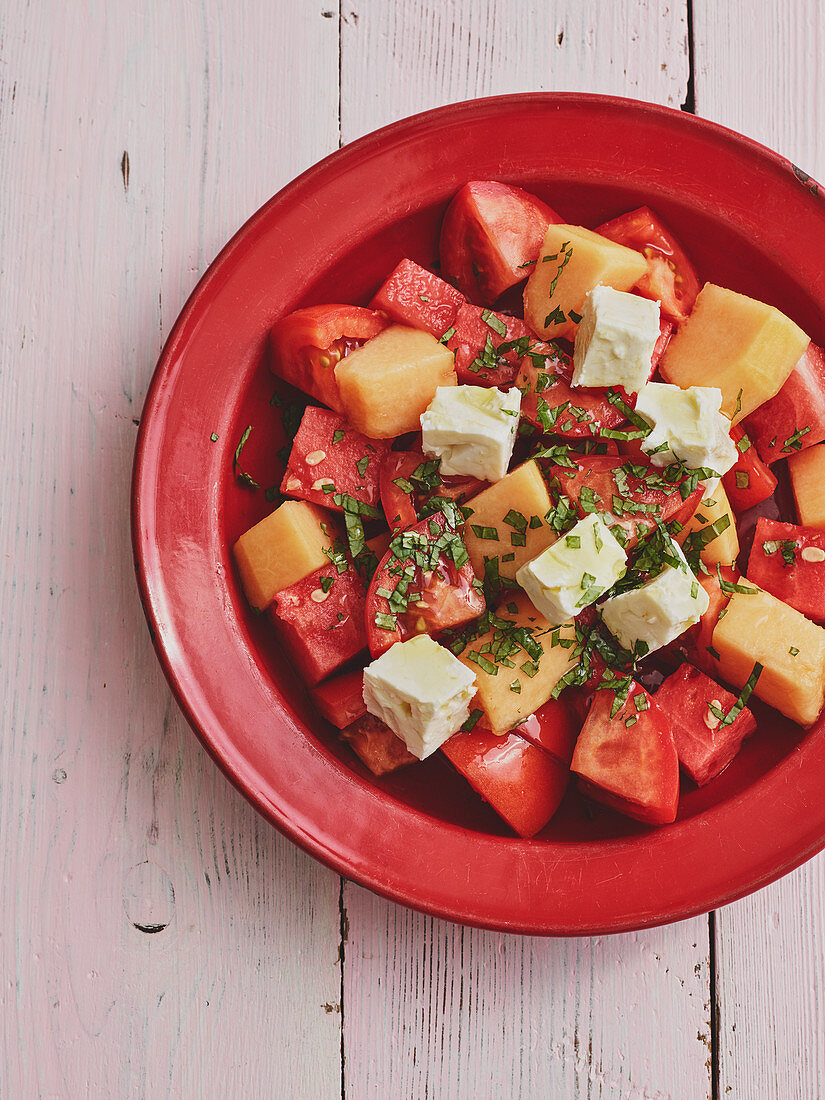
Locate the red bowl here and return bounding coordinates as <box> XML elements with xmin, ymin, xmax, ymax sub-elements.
<box><xmin>132</xmin><ymin>93</ymin><xmax>825</xmax><ymax>935</ymax></box>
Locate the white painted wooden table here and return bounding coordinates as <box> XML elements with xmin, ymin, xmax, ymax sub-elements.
<box><xmin>2</xmin><ymin>2</ymin><xmax>823</xmax><ymax>1096</ymax></box>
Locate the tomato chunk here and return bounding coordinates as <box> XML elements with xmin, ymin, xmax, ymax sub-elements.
<box><xmin>281</xmin><ymin>406</ymin><xmax>389</xmax><ymax>512</ymax></box>
<box><xmin>571</xmin><ymin>685</ymin><xmax>679</xmax><ymax>825</ymax></box>
<box><xmin>515</xmin><ymin>696</ymin><xmax>582</xmax><ymax>766</ymax></box>
<box><xmin>747</xmin><ymin>517</ymin><xmax>825</xmax><ymax>623</ymax></box>
<box><xmin>595</xmin><ymin>206</ymin><xmax>701</xmax><ymax>323</ymax></box>
<box><xmin>312</xmin><ymin>668</ymin><xmax>367</xmax><ymax>729</ymax></box>
<box><xmin>446</xmin><ymin>304</ymin><xmax>535</xmax><ymax>386</ymax></box>
<box><xmin>269</xmin><ymin>563</ymin><xmax>368</xmax><ymax>685</ymax></box>
<box><xmin>517</xmin><ymin>344</ymin><xmax>626</xmax><ymax>440</ymax></box>
<box><xmin>341</xmin><ymin>713</ymin><xmax>417</xmax><ymax>776</ymax></box>
<box><xmin>439</xmin><ymin>180</ymin><xmax>564</xmax><ymax>304</ymax></box>
<box><xmin>369</xmin><ymin>258</ymin><xmax>465</xmax><ymax>338</ymax></box>
<box><xmin>544</xmin><ymin>454</ymin><xmax>704</xmax><ymax>549</ymax></box>
<box><xmin>441</xmin><ymin>726</ymin><xmax>569</xmax><ymax>837</ymax></box>
<box><xmin>366</xmin><ymin>511</ymin><xmax>485</xmax><ymax>657</ymax></box>
<box><xmin>650</xmin><ymin>318</ymin><xmax>674</xmax><ymax>372</ymax></box>
<box><xmin>653</xmin><ymin>663</ymin><xmax>756</xmax><ymax>786</ymax></box>
<box><xmin>681</xmin><ymin>565</ymin><xmax>740</xmax><ymax>676</ymax></box>
<box><xmin>379</xmin><ymin>451</ymin><xmax>485</xmax><ymax>534</ymax></box>
<box><xmin>744</xmin><ymin>342</ymin><xmax>825</xmax><ymax>464</ymax></box>
<box><xmin>269</xmin><ymin>304</ymin><xmax>389</xmax><ymax>411</ymax></box>
<box><xmin>722</xmin><ymin>425</ymin><xmax>778</xmax><ymax>512</ymax></box>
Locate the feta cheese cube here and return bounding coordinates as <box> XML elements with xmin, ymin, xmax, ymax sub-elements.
<box><xmin>572</xmin><ymin>284</ymin><xmax>661</xmax><ymax>394</ymax></box>
<box><xmin>362</xmin><ymin>634</ymin><xmax>477</xmax><ymax>759</ymax></box>
<box><xmin>516</xmin><ymin>513</ymin><xmax>627</xmax><ymax>625</ymax></box>
<box><xmin>420</xmin><ymin>385</ymin><xmax>520</xmax><ymax>481</ymax></box>
<box><xmin>600</xmin><ymin>538</ymin><xmax>710</xmax><ymax>655</ymax></box>
<box><xmin>634</xmin><ymin>382</ymin><xmax>738</xmax><ymax>475</ymax></box>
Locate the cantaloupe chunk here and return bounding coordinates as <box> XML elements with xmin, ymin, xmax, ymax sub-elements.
<box><xmin>523</xmin><ymin>224</ymin><xmax>648</xmax><ymax>341</ymax></box>
<box><xmin>458</xmin><ymin>593</ymin><xmax>578</xmax><ymax>735</ymax></box>
<box><xmin>712</xmin><ymin>585</ymin><xmax>825</xmax><ymax>728</ymax></box>
<box><xmin>233</xmin><ymin>501</ymin><xmax>338</xmax><ymax>612</ymax></box>
<box><xmin>660</xmin><ymin>284</ymin><xmax>809</xmax><ymax>423</ymax></box>
<box><xmin>462</xmin><ymin>460</ymin><xmax>557</xmax><ymax>581</ymax></box>
<box><xmin>788</xmin><ymin>442</ymin><xmax>825</xmax><ymax>529</ymax></box>
<box><xmin>675</xmin><ymin>482</ymin><xmax>739</xmax><ymax>566</ymax></box>
<box><xmin>334</xmin><ymin>325</ymin><xmax>456</xmax><ymax>438</ymax></box>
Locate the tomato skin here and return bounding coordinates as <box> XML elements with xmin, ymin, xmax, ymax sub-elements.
<box><xmin>446</xmin><ymin>304</ymin><xmax>533</xmax><ymax>386</ymax></box>
<box><xmin>544</xmin><ymin>455</ymin><xmax>703</xmax><ymax>548</ymax></box>
<box><xmin>722</xmin><ymin>425</ymin><xmax>778</xmax><ymax>512</ymax></box>
<box><xmin>440</xmin><ymin>181</ymin><xmax>564</xmax><ymax>304</ymax></box>
<box><xmin>653</xmin><ymin>663</ymin><xmax>756</xmax><ymax>786</ymax></box>
<box><xmin>650</xmin><ymin>318</ymin><xmax>674</xmax><ymax>373</ymax></box>
<box><xmin>369</xmin><ymin>258</ymin><xmax>465</xmax><ymax>338</ymax></box>
<box><xmin>365</xmin><ymin>511</ymin><xmax>485</xmax><ymax>657</ymax></box>
<box><xmin>341</xmin><ymin>713</ymin><xmax>417</xmax><ymax>776</ymax></box>
<box><xmin>269</xmin><ymin>564</ymin><xmax>368</xmax><ymax>685</ymax></box>
<box><xmin>379</xmin><ymin>451</ymin><xmax>486</xmax><ymax>534</ymax></box>
<box><xmin>281</xmin><ymin>406</ymin><xmax>390</xmax><ymax>511</ymax></box>
<box><xmin>517</xmin><ymin>345</ymin><xmax>626</xmax><ymax>440</ymax></box>
<box><xmin>312</xmin><ymin>668</ymin><xmax>367</xmax><ymax>729</ymax></box>
<box><xmin>571</xmin><ymin>686</ymin><xmax>679</xmax><ymax>825</ymax></box>
<box><xmin>442</xmin><ymin>727</ymin><xmax>569</xmax><ymax>837</ymax></box>
<box><xmin>269</xmin><ymin>304</ymin><xmax>389</xmax><ymax>410</ymax></box>
<box><xmin>595</xmin><ymin>207</ymin><xmax>701</xmax><ymax>323</ymax></box>
<box><xmin>744</xmin><ymin>341</ymin><xmax>825</xmax><ymax>464</ymax></box>
<box><xmin>747</xmin><ymin>517</ymin><xmax>825</xmax><ymax>623</ymax></box>
<box><xmin>515</xmin><ymin>696</ymin><xmax>581</xmax><ymax>766</ymax></box>
<box><xmin>680</xmin><ymin>567</ymin><xmax>736</xmax><ymax>677</ymax></box>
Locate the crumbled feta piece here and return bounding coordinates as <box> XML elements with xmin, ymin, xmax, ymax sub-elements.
<box><xmin>572</xmin><ymin>284</ymin><xmax>661</xmax><ymax>394</ymax></box>
<box><xmin>635</xmin><ymin>382</ymin><xmax>738</xmax><ymax>475</ymax></box>
<box><xmin>420</xmin><ymin>385</ymin><xmax>520</xmax><ymax>481</ymax></box>
<box><xmin>362</xmin><ymin>634</ymin><xmax>477</xmax><ymax>760</ymax></box>
<box><xmin>515</xmin><ymin>513</ymin><xmax>627</xmax><ymax>625</ymax></box>
<box><xmin>600</xmin><ymin>538</ymin><xmax>710</xmax><ymax>655</ymax></box>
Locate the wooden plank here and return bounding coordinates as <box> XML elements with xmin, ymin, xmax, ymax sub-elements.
<box><xmin>340</xmin><ymin>4</ymin><xmax>711</xmax><ymax>1098</ymax></box>
<box><xmin>693</xmin><ymin>3</ymin><xmax>825</xmax><ymax>1096</ymax></box>
<box><xmin>0</xmin><ymin>3</ymin><xmax>343</xmax><ymax>1096</ymax></box>
<box><xmin>340</xmin><ymin>0</ymin><xmax>691</xmax><ymax>143</ymax></box>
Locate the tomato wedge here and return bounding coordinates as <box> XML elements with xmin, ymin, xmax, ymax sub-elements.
<box><xmin>269</xmin><ymin>304</ymin><xmax>389</xmax><ymax>411</ymax></box>
<box><xmin>680</xmin><ymin>565</ymin><xmax>738</xmax><ymax>677</ymax></box>
<box><xmin>722</xmin><ymin>425</ymin><xmax>778</xmax><ymax>512</ymax></box>
<box><xmin>517</xmin><ymin>344</ymin><xmax>626</xmax><ymax>440</ymax></box>
<box><xmin>379</xmin><ymin>451</ymin><xmax>486</xmax><ymax>534</ymax></box>
<box><xmin>442</xmin><ymin>726</ymin><xmax>569</xmax><ymax>837</ymax></box>
<box><xmin>515</xmin><ymin>696</ymin><xmax>581</xmax><ymax>766</ymax></box>
<box><xmin>366</xmin><ymin>511</ymin><xmax>485</xmax><ymax>657</ymax></box>
<box><xmin>571</xmin><ymin>685</ymin><xmax>679</xmax><ymax>825</ymax></box>
<box><xmin>653</xmin><ymin>663</ymin><xmax>756</xmax><ymax>787</ymax></box>
<box><xmin>544</xmin><ymin>455</ymin><xmax>705</xmax><ymax>549</ymax></box>
<box><xmin>439</xmin><ymin>180</ymin><xmax>563</xmax><ymax>304</ymax></box>
<box><xmin>595</xmin><ymin>206</ymin><xmax>701</xmax><ymax>323</ymax></box>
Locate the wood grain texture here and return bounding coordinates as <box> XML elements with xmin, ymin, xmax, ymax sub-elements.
<box><xmin>0</xmin><ymin>3</ymin><xmax>343</xmax><ymax>1097</ymax></box>
<box><xmin>344</xmin><ymin>886</ymin><xmax>711</xmax><ymax>1100</ymax></box>
<box><xmin>340</xmin><ymin>0</ymin><xmax>691</xmax><ymax>143</ymax></box>
<box><xmin>340</xmin><ymin>5</ymin><xmax>711</xmax><ymax>1099</ymax></box>
<box><xmin>693</xmin><ymin>3</ymin><xmax>825</xmax><ymax>1096</ymax></box>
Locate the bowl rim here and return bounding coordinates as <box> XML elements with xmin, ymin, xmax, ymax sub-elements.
<box><xmin>132</xmin><ymin>91</ymin><xmax>825</xmax><ymax>935</ymax></box>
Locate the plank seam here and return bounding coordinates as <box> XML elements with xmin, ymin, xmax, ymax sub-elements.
<box><xmin>681</xmin><ymin>0</ymin><xmax>696</xmax><ymax>113</ymax></box>
<box><xmin>709</xmin><ymin>910</ymin><xmax>720</xmax><ymax>1100</ymax></box>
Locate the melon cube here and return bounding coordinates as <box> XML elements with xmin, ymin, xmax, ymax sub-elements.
<box><xmin>659</xmin><ymin>283</ymin><xmax>809</xmax><ymax>423</ymax></box>
<box><xmin>524</xmin><ymin>224</ymin><xmax>648</xmax><ymax>341</ymax></box>
<box><xmin>712</xmin><ymin>585</ymin><xmax>825</xmax><ymax>728</ymax></box>
<box><xmin>789</xmin><ymin>442</ymin><xmax>825</xmax><ymax>529</ymax></box>
<box><xmin>458</xmin><ymin>593</ymin><xmax>578</xmax><ymax>735</ymax></box>
<box><xmin>232</xmin><ymin>500</ymin><xmax>338</xmax><ymax>612</ymax></box>
<box><xmin>675</xmin><ymin>481</ymin><xmax>739</xmax><ymax>567</ymax></box>
<box><xmin>334</xmin><ymin>325</ymin><xmax>456</xmax><ymax>438</ymax></box>
<box><xmin>461</xmin><ymin>459</ymin><xmax>557</xmax><ymax>581</ymax></box>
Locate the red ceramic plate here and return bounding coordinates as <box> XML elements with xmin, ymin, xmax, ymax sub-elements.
<box><xmin>133</xmin><ymin>93</ymin><xmax>825</xmax><ymax>935</ymax></box>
